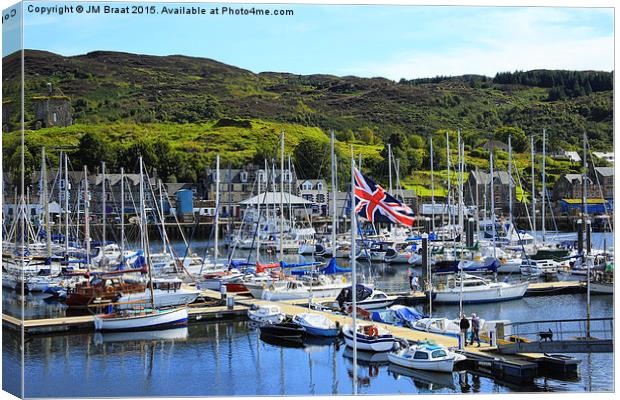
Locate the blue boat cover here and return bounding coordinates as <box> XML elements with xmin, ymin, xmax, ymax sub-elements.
<box><xmin>289</xmin><ymin>258</ymin><xmax>349</xmax><ymax>276</ymax></box>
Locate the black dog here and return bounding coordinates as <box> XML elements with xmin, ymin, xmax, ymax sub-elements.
<box><xmin>538</xmin><ymin>328</ymin><xmax>553</xmax><ymax>342</ymax></box>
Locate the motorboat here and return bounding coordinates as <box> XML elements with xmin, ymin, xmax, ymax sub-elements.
<box><xmin>93</xmin><ymin>327</ymin><xmax>189</xmax><ymax>344</ymax></box>
<box><xmin>388</xmin><ymin>342</ymin><xmax>466</xmax><ymax>372</ymax></box>
<box><xmin>342</xmin><ymin>323</ymin><xmax>396</xmax><ymax>352</ymax></box>
<box><xmin>249</xmin><ymin>275</ymin><xmax>349</xmax><ymax>301</ymax></box>
<box><xmin>384</xmin><ymin>243</ymin><xmax>417</xmax><ymax>264</ymax></box>
<box><xmin>520</xmin><ymin>258</ymin><xmax>558</xmax><ymax>276</ymax></box>
<box><xmin>371</xmin><ymin>305</ymin><xmax>425</xmax><ymax>327</ymax></box>
<box><xmin>115</xmin><ymin>278</ymin><xmax>200</xmax><ymax>310</ymax></box>
<box><xmin>335</xmin><ymin>284</ymin><xmax>396</xmax><ymax>310</ymax></box>
<box><xmin>292</xmin><ymin>312</ymin><xmax>340</xmax><ymax>337</ymax></box>
<box><xmin>93</xmin><ymin>307</ymin><xmax>188</xmax><ymax>331</ymax></box>
<box><xmin>259</xmin><ymin>322</ymin><xmax>305</xmax><ymax>340</ymax></box>
<box><xmin>247</xmin><ymin>305</ymin><xmax>285</xmax><ymax>324</ymax></box>
<box><xmin>431</xmin><ymin>273</ymin><xmax>528</xmax><ymax>304</ymax></box>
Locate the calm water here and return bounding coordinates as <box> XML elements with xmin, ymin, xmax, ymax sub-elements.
<box><xmin>2</xmin><ymin>231</ymin><xmax>614</xmax><ymax>397</ymax></box>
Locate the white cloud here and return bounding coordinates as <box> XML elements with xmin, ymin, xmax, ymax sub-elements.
<box><xmin>342</xmin><ymin>8</ymin><xmax>614</xmax><ymax>79</ymax></box>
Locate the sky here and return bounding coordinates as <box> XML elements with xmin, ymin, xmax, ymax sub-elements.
<box><xmin>1</xmin><ymin>1</ymin><xmax>615</xmax><ymax>80</ymax></box>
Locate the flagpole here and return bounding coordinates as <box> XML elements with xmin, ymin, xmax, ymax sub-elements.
<box><xmin>350</xmin><ymin>145</ymin><xmax>358</xmax><ymax>395</ymax></box>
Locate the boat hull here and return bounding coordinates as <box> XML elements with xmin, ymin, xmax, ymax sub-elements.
<box><xmin>93</xmin><ymin>308</ymin><xmax>188</xmax><ymax>332</ymax></box>
<box><xmin>388</xmin><ymin>352</ymin><xmax>455</xmax><ymax>373</ymax></box>
<box><xmin>431</xmin><ymin>282</ymin><xmax>528</xmax><ymax>304</ymax></box>
<box><xmin>342</xmin><ymin>326</ymin><xmax>396</xmax><ymax>352</ymax></box>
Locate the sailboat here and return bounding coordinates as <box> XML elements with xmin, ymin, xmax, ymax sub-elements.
<box><xmin>94</xmin><ymin>157</ymin><xmax>188</xmax><ymax>332</ymax></box>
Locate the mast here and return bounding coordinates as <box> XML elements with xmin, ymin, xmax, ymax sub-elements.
<box><xmin>215</xmin><ymin>154</ymin><xmax>220</xmax><ymax>261</ymax></box>
<box><xmin>159</xmin><ymin>179</ymin><xmax>166</xmax><ymax>254</ymax></box>
<box><xmin>490</xmin><ymin>150</ymin><xmax>497</xmax><ymax>259</ymax></box>
<box><xmin>287</xmin><ymin>155</ymin><xmax>292</xmax><ymax>225</ymax></box>
<box><xmin>279</xmin><ymin>130</ymin><xmax>284</xmax><ymax>260</ymax></box>
<box><xmin>102</xmin><ymin>161</ymin><xmax>106</xmax><ymax>249</ymax></box>
<box><xmin>430</xmin><ymin>136</ymin><xmax>436</xmax><ymax>232</ymax></box>
<box><xmin>446</xmin><ymin>131</ymin><xmax>451</xmax><ymax>233</ymax></box>
<box><xmin>388</xmin><ymin>143</ymin><xmax>393</xmax><ymax>194</ymax></box>
<box><xmin>120</xmin><ymin>167</ymin><xmax>125</xmax><ymax>265</ymax></box>
<box><xmin>140</xmin><ymin>157</ymin><xmax>155</xmax><ymax>308</ymax></box>
<box><xmin>84</xmin><ymin>166</ymin><xmax>91</xmax><ymax>267</ymax></box>
<box><xmin>582</xmin><ymin>130</ymin><xmax>588</xmax><ymax>223</ymax></box>
<box><xmin>64</xmin><ymin>153</ymin><xmax>69</xmax><ymax>254</ymax></box>
<box><xmin>350</xmin><ymin>145</ymin><xmax>358</xmax><ymax>395</ymax></box>
<box><xmin>508</xmin><ymin>135</ymin><xmax>513</xmax><ymax>229</ymax></box>
<box><xmin>331</xmin><ymin>131</ymin><xmax>337</xmax><ymax>251</ymax></box>
<box><xmin>41</xmin><ymin>147</ymin><xmax>51</xmax><ymax>258</ymax></box>
<box><xmin>531</xmin><ymin>135</ymin><xmax>536</xmax><ymax>237</ymax></box>
<box><xmin>541</xmin><ymin>128</ymin><xmax>546</xmax><ymax>243</ymax></box>
<box><xmin>457</xmin><ymin>128</ymin><xmax>465</xmax><ymax>233</ymax></box>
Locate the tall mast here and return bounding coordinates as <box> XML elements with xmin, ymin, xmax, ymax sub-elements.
<box><xmin>582</xmin><ymin>131</ymin><xmax>588</xmax><ymax>221</ymax></box>
<box><xmin>541</xmin><ymin>129</ymin><xmax>546</xmax><ymax>243</ymax></box>
<box><xmin>446</xmin><ymin>131</ymin><xmax>451</xmax><ymax>232</ymax></box>
<box><xmin>84</xmin><ymin>166</ymin><xmax>91</xmax><ymax>267</ymax></box>
<box><xmin>430</xmin><ymin>136</ymin><xmax>436</xmax><ymax>232</ymax></box>
<box><xmin>350</xmin><ymin>145</ymin><xmax>358</xmax><ymax>395</ymax></box>
<box><xmin>330</xmin><ymin>131</ymin><xmax>337</xmax><ymax>251</ymax></box>
<box><xmin>41</xmin><ymin>147</ymin><xmax>51</xmax><ymax>258</ymax></box>
<box><xmin>531</xmin><ymin>136</ymin><xmax>536</xmax><ymax>237</ymax></box>
<box><xmin>159</xmin><ymin>179</ymin><xmax>166</xmax><ymax>254</ymax></box>
<box><xmin>101</xmin><ymin>161</ymin><xmax>106</xmax><ymax>248</ymax></box>
<box><xmin>279</xmin><ymin>130</ymin><xmax>285</xmax><ymax>260</ymax></box>
<box><xmin>508</xmin><ymin>135</ymin><xmax>513</xmax><ymax>228</ymax></box>
<box><xmin>490</xmin><ymin>150</ymin><xmax>497</xmax><ymax>259</ymax></box>
<box><xmin>457</xmin><ymin>128</ymin><xmax>464</xmax><ymax>231</ymax></box>
<box><xmin>214</xmin><ymin>154</ymin><xmax>220</xmax><ymax>261</ymax></box>
<box><xmin>140</xmin><ymin>157</ymin><xmax>155</xmax><ymax>308</ymax></box>
<box><xmin>388</xmin><ymin>143</ymin><xmax>393</xmax><ymax>193</ymax></box>
<box><xmin>287</xmin><ymin>155</ymin><xmax>292</xmax><ymax>224</ymax></box>
<box><xmin>64</xmin><ymin>153</ymin><xmax>69</xmax><ymax>254</ymax></box>
<box><xmin>120</xmin><ymin>167</ymin><xmax>125</xmax><ymax>265</ymax></box>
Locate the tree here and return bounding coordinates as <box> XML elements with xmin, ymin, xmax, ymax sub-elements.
<box><xmin>357</xmin><ymin>127</ymin><xmax>375</xmax><ymax>144</ymax></box>
<box><xmin>77</xmin><ymin>132</ymin><xmax>113</xmax><ymax>170</ymax></box>
<box><xmin>494</xmin><ymin>126</ymin><xmax>528</xmax><ymax>152</ymax></box>
<box><xmin>293</xmin><ymin>137</ymin><xmax>330</xmax><ymax>179</ymax></box>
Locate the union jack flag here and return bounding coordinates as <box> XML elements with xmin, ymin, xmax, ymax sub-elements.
<box><xmin>353</xmin><ymin>167</ymin><xmax>415</xmax><ymax>227</ymax></box>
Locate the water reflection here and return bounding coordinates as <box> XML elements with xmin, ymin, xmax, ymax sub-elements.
<box><xmin>388</xmin><ymin>364</ymin><xmax>456</xmax><ymax>391</ymax></box>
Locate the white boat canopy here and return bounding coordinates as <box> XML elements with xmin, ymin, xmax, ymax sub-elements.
<box><xmin>240</xmin><ymin>192</ymin><xmax>314</xmax><ymax>207</ymax></box>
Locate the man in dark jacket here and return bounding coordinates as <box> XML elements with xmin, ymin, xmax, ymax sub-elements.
<box><xmin>470</xmin><ymin>313</ymin><xmax>481</xmax><ymax>347</ymax></box>
<box><xmin>459</xmin><ymin>314</ymin><xmax>470</xmax><ymax>346</ymax></box>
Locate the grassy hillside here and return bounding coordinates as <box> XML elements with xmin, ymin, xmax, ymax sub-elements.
<box><xmin>2</xmin><ymin>50</ymin><xmax>610</xmax><ymax>194</ymax></box>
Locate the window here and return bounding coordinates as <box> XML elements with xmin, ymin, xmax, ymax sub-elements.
<box><xmin>431</xmin><ymin>350</ymin><xmax>447</xmax><ymax>358</ymax></box>
<box><xmin>52</xmin><ymin>112</ymin><xmax>57</xmax><ymax>123</ymax></box>
<box><xmin>302</xmin><ymin>182</ymin><xmax>312</xmax><ymax>191</ymax></box>
<box><xmin>316</xmin><ymin>182</ymin><xmax>323</xmax><ymax>191</ymax></box>
<box><xmin>317</xmin><ymin>194</ymin><xmax>325</xmax><ymax>203</ymax></box>
<box><xmin>240</xmin><ymin>171</ymin><xmax>248</xmax><ymax>183</ymax></box>
<box><xmin>413</xmin><ymin>351</ymin><xmax>429</xmax><ymax>360</ymax></box>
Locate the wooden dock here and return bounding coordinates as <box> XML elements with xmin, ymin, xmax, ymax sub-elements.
<box><xmin>2</xmin><ymin>303</ymin><xmax>247</xmax><ymax>333</ymax></box>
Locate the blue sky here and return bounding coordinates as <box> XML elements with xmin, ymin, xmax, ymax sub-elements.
<box><xmin>2</xmin><ymin>1</ymin><xmax>615</xmax><ymax>79</ymax></box>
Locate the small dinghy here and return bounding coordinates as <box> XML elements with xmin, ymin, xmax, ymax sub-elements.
<box><xmin>388</xmin><ymin>341</ymin><xmax>466</xmax><ymax>373</ymax></box>
<box><xmin>247</xmin><ymin>305</ymin><xmax>285</xmax><ymax>324</ymax></box>
<box><xmin>259</xmin><ymin>322</ymin><xmax>305</xmax><ymax>340</ymax></box>
<box><xmin>342</xmin><ymin>323</ymin><xmax>396</xmax><ymax>352</ymax></box>
<box><xmin>292</xmin><ymin>313</ymin><xmax>340</xmax><ymax>337</ymax></box>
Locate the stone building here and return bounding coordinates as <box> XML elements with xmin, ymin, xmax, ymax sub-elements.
<box><xmin>551</xmin><ymin>174</ymin><xmax>598</xmax><ymax>201</ymax></box>
<box><xmin>32</xmin><ymin>96</ymin><xmax>73</xmax><ymax>129</ymax></box>
<box><xmin>463</xmin><ymin>169</ymin><xmax>515</xmax><ymax>213</ymax></box>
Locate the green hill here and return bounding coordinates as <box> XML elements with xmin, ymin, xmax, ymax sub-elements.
<box><xmin>2</xmin><ymin>50</ymin><xmax>613</xmax><ymax>189</ymax></box>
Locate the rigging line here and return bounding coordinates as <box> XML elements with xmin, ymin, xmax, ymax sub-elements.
<box><xmin>585</xmin><ymin>138</ymin><xmax>614</xmax><ymax>235</ymax></box>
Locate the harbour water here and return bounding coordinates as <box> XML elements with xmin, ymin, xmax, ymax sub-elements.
<box><xmin>2</xmin><ymin>232</ymin><xmax>614</xmax><ymax>396</ymax></box>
